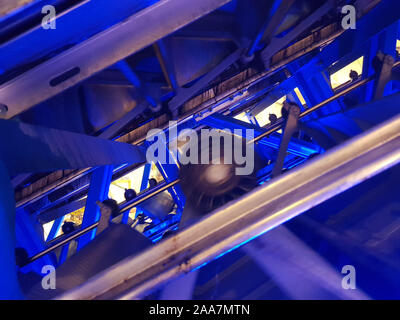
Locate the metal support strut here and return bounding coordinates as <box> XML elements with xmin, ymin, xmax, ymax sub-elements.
<box><xmin>271</xmin><ymin>101</ymin><xmax>301</xmax><ymax>177</ymax></box>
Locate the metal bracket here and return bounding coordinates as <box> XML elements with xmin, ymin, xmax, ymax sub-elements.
<box><xmin>261</xmin><ymin>1</ymin><xmax>334</xmax><ymax>69</ymax></box>
<box><xmin>373</xmin><ymin>51</ymin><xmax>396</xmax><ymax>99</ymax></box>
<box><xmin>168</xmin><ymin>48</ymin><xmax>243</xmax><ymax>118</ymax></box>
<box><xmin>271</xmin><ymin>101</ymin><xmax>301</xmax><ymax>177</ymax></box>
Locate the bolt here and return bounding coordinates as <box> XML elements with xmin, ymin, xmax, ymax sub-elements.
<box><xmin>384</xmin><ymin>55</ymin><xmax>395</xmax><ymax>65</ymax></box>
<box><xmin>0</xmin><ymin>104</ymin><xmax>8</xmax><ymax>115</ymax></box>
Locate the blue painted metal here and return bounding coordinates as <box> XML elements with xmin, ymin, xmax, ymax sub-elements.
<box><xmin>318</xmin><ymin>0</ymin><xmax>400</xmax><ymax>69</ymax></box>
<box><xmin>15</xmin><ymin>208</ymin><xmax>56</xmax><ymax>274</ymax></box>
<box><xmin>309</xmin><ymin>92</ymin><xmax>400</xmax><ymax>137</ymax></box>
<box><xmin>248</xmin><ymin>60</ymin><xmax>330</xmax><ymax>120</ymax></box>
<box><xmin>362</xmin><ymin>20</ymin><xmax>398</xmax><ymax>102</ymax></box>
<box><xmin>137</xmin><ymin>163</ymin><xmax>152</xmax><ymax>218</ymax></box>
<box><xmin>145</xmin><ymin>117</ymin><xmax>200</xmax><ymax>210</ymax></box>
<box><xmin>145</xmin><ymin>119</ymin><xmax>201</xmax><ymax>213</ymax></box>
<box><xmin>77</xmin><ymin>165</ymin><xmax>114</xmax><ymax>250</ymax></box>
<box><xmin>0</xmin><ymin>161</ymin><xmax>24</xmax><ymax>299</ymax></box>
<box><xmin>168</xmin><ymin>48</ymin><xmax>243</xmax><ymax>117</ymax></box>
<box><xmin>154</xmin><ymin>39</ymin><xmax>179</xmax><ymax>91</ymax></box>
<box><xmin>287</xmin><ymin>89</ymin><xmax>305</xmax><ymax>111</ymax></box>
<box><xmin>58</xmin><ymin>242</ymin><xmax>71</xmax><ymax>266</ymax></box>
<box><xmin>0</xmin><ymin>0</ymin><xmax>158</xmax><ymax>79</ymax></box>
<box><xmin>358</xmin><ymin>21</ymin><xmax>399</xmax><ymax>103</ymax></box>
<box><xmin>302</xmin><ymin>0</ymin><xmax>400</xmax><ymax>109</ymax></box>
<box><xmin>156</xmin><ymin>161</ymin><xmax>185</xmax><ymax>212</ymax></box>
<box><xmin>0</xmin><ymin>119</ymin><xmax>146</xmax><ymax>176</ymax></box>
<box><xmin>295</xmin><ymin>63</ymin><xmax>343</xmax><ymax>121</ymax></box>
<box><xmin>122</xmin><ymin>163</ymin><xmax>152</xmax><ymax>224</ymax></box>
<box><xmin>0</xmin><ymin>0</ymin><xmax>233</xmax><ymax>119</ymax></box>
<box><xmin>116</xmin><ymin>60</ymin><xmax>158</xmax><ymax>108</ymax></box>
<box><xmin>247</xmin><ymin>0</ymin><xmax>295</xmax><ymax>57</ymax></box>
<box><xmin>142</xmin><ymin>213</ymin><xmax>181</xmax><ymax>242</ymax></box>
<box><xmin>140</xmin><ymin>163</ymin><xmax>152</xmax><ymax>191</ymax></box>
<box><xmin>261</xmin><ymin>1</ymin><xmax>334</xmax><ymax>68</ymax></box>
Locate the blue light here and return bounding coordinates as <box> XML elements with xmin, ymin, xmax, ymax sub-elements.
<box><xmin>192</xmin><ymin>215</ymin><xmax>298</xmax><ymax>273</ymax></box>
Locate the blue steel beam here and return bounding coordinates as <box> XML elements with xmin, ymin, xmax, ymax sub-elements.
<box><xmin>247</xmin><ymin>58</ymin><xmax>338</xmax><ymax>121</ymax></box>
<box><xmin>247</xmin><ymin>0</ymin><xmax>296</xmax><ymax>57</ymax></box>
<box><xmin>122</xmin><ymin>163</ymin><xmax>152</xmax><ymax>224</ymax></box>
<box><xmin>168</xmin><ymin>48</ymin><xmax>243</xmax><ymax>117</ymax></box>
<box><xmin>144</xmin><ymin>119</ymin><xmax>201</xmax><ymax>213</ymax></box>
<box><xmin>0</xmin><ymin>1</ymin><xmax>157</xmax><ymax>74</ymax></box>
<box><xmin>15</xmin><ymin>208</ymin><xmax>56</xmax><ymax>274</ymax></box>
<box><xmin>306</xmin><ymin>91</ymin><xmax>400</xmax><ymax>138</ymax></box>
<box><xmin>0</xmin><ymin>0</ymin><xmax>233</xmax><ymax>119</ymax></box>
<box><xmin>200</xmin><ymin>113</ymin><xmax>322</xmax><ymax>157</ymax></box>
<box><xmin>243</xmin><ymin>226</ymin><xmax>369</xmax><ymax>299</ymax></box>
<box><xmin>0</xmin><ymin>119</ymin><xmax>146</xmax><ymax>176</ymax></box>
<box><xmin>155</xmin><ymin>161</ymin><xmax>185</xmax><ymax>212</ymax></box>
<box><xmin>0</xmin><ymin>161</ymin><xmax>24</xmax><ymax>299</ymax></box>
<box><xmin>318</xmin><ymin>0</ymin><xmax>400</xmax><ymax>69</ymax></box>
<box><xmin>295</xmin><ymin>64</ymin><xmax>343</xmax><ymax>121</ymax></box>
<box><xmin>38</xmin><ymin>199</ymin><xmax>87</xmax><ymax>225</ymax></box>
<box><xmin>116</xmin><ymin>61</ymin><xmax>159</xmax><ymax>109</ymax></box>
<box><xmin>325</xmin><ymin>21</ymin><xmax>399</xmax><ymax>104</ymax></box>
<box><xmin>77</xmin><ymin>165</ymin><xmax>114</xmax><ymax>250</ymax></box>
<box><xmin>249</xmin><ymin>1</ymin><xmax>397</xmax><ymax>122</ymax></box>
<box><xmin>145</xmin><ymin>124</ymin><xmax>186</xmax><ymax>212</ymax></box>
<box><xmin>261</xmin><ymin>1</ymin><xmax>334</xmax><ymax>68</ymax></box>
<box><xmin>287</xmin><ymin>0</ymin><xmax>400</xmax><ymax>120</ymax></box>
<box><xmin>35</xmin><ymin>118</ymin><xmax>195</xmax><ymax>231</ymax></box>
<box><xmin>154</xmin><ymin>39</ymin><xmax>179</xmax><ymax>92</ymax></box>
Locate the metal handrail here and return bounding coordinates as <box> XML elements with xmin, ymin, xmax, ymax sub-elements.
<box><xmin>22</xmin><ymin>179</ymin><xmax>180</xmax><ymax>267</ymax></box>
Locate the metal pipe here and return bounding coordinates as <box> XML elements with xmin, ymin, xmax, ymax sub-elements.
<box><xmin>119</xmin><ymin>179</ymin><xmax>180</xmax><ymax>213</ymax></box>
<box><xmin>57</xmin><ymin>110</ymin><xmax>400</xmax><ymax>300</ymax></box>
<box><xmin>24</xmin><ymin>222</ymin><xmax>99</xmax><ymax>267</ymax></box>
<box><xmin>22</xmin><ymin>179</ymin><xmax>180</xmax><ymax>267</ymax></box>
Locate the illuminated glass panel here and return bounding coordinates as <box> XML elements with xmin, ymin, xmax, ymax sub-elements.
<box><xmin>396</xmin><ymin>40</ymin><xmax>400</xmax><ymax>56</ymax></box>
<box><xmin>330</xmin><ymin>56</ymin><xmax>364</xmax><ymax>89</ymax></box>
<box><xmin>294</xmin><ymin>87</ymin><xmax>306</xmax><ymax>106</ymax></box>
<box><xmin>108</xmin><ymin>163</ymin><xmax>162</xmax><ymax>204</ymax></box>
<box><xmin>233</xmin><ymin>112</ymin><xmax>251</xmax><ymax>123</ymax></box>
<box><xmin>255</xmin><ymin>96</ymin><xmax>286</xmax><ymax>127</ymax></box>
